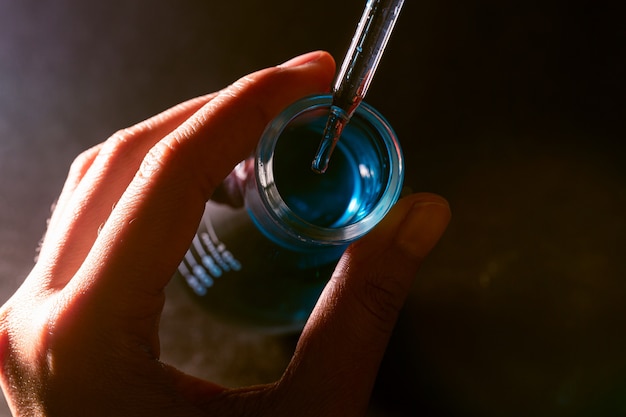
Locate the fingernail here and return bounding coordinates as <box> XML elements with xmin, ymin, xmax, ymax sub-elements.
<box><xmin>396</xmin><ymin>201</ymin><xmax>451</xmax><ymax>260</ymax></box>
<box><xmin>279</xmin><ymin>51</ymin><xmax>324</xmax><ymax>68</ymax></box>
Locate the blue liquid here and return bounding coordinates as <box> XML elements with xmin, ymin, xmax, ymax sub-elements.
<box><xmin>272</xmin><ymin>109</ymin><xmax>384</xmax><ymax>230</ymax></box>
<box><xmin>274</xmin><ymin>120</ymin><xmax>359</xmax><ymax>228</ymax></box>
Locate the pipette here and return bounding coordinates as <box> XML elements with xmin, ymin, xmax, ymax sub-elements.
<box><xmin>311</xmin><ymin>0</ymin><xmax>405</xmax><ymax>174</ymax></box>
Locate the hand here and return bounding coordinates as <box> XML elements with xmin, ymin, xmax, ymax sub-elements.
<box><xmin>0</xmin><ymin>51</ymin><xmax>450</xmax><ymax>417</ymax></box>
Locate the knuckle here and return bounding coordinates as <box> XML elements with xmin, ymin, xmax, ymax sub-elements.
<box><xmin>68</xmin><ymin>145</ymin><xmax>99</xmax><ymax>176</ymax></box>
<box><xmin>224</xmin><ymin>76</ymin><xmax>275</xmax><ymax>127</ymax></box>
<box><xmin>102</xmin><ymin>128</ymin><xmax>136</xmax><ymax>156</ymax></box>
<box><xmin>136</xmin><ymin>141</ymin><xmax>174</xmax><ymax>182</ymax></box>
<box><xmin>70</xmin><ymin>149</ymin><xmax>93</xmax><ymax>170</ymax></box>
<box><xmin>89</xmin><ymin>126</ymin><xmax>150</xmax><ymax>171</ymax></box>
<box><xmin>354</xmin><ymin>268</ymin><xmax>410</xmax><ymax>330</ymax></box>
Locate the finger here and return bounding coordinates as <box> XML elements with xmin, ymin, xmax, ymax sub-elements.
<box><xmin>162</xmin><ymin>365</ymin><xmax>227</xmax><ymax>404</ymax></box>
<box><xmin>277</xmin><ymin>193</ymin><xmax>451</xmax><ymax>416</ymax></box>
<box><xmin>38</xmin><ymin>93</ymin><xmax>218</xmax><ymax>289</ymax></box>
<box><xmin>68</xmin><ymin>51</ymin><xmax>335</xmax><ymax>313</ymax></box>
<box><xmin>47</xmin><ymin>94</ymin><xmax>217</xmax><ymax>243</ymax></box>
<box><xmin>38</xmin><ymin>143</ymin><xmax>102</xmax><ymax>258</ymax></box>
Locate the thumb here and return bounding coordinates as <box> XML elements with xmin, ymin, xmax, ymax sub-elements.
<box><xmin>278</xmin><ymin>193</ymin><xmax>451</xmax><ymax>416</ymax></box>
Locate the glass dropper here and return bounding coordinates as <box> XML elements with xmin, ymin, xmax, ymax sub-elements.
<box><xmin>311</xmin><ymin>0</ymin><xmax>405</xmax><ymax>174</ymax></box>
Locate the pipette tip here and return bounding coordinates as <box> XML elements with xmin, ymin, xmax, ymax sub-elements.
<box><xmin>310</xmin><ymin>139</ymin><xmax>333</xmax><ymax>174</ymax></box>
<box><xmin>311</xmin><ymin>106</ymin><xmax>349</xmax><ymax>174</ymax></box>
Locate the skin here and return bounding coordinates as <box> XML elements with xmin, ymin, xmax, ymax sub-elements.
<box><xmin>0</xmin><ymin>51</ymin><xmax>450</xmax><ymax>417</ymax></box>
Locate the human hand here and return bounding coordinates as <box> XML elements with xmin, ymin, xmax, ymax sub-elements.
<box><xmin>0</xmin><ymin>51</ymin><xmax>450</xmax><ymax>417</ymax></box>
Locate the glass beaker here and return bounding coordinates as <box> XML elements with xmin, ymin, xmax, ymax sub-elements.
<box><xmin>177</xmin><ymin>94</ymin><xmax>404</xmax><ymax>332</ymax></box>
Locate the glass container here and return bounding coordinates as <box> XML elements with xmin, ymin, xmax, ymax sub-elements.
<box><xmin>177</xmin><ymin>94</ymin><xmax>403</xmax><ymax>332</ymax></box>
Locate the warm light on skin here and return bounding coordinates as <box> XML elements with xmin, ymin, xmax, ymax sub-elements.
<box><xmin>0</xmin><ymin>50</ymin><xmax>450</xmax><ymax>416</ymax></box>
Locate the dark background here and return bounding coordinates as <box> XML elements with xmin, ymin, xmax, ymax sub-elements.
<box><xmin>1</xmin><ymin>0</ymin><xmax>624</xmax><ymax>416</ymax></box>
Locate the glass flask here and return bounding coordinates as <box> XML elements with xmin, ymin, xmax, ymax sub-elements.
<box><xmin>177</xmin><ymin>94</ymin><xmax>404</xmax><ymax>332</ymax></box>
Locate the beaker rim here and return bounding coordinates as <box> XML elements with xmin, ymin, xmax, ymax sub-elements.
<box><xmin>251</xmin><ymin>94</ymin><xmax>404</xmax><ymax>246</ymax></box>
